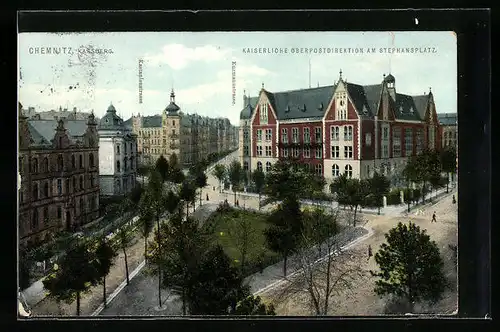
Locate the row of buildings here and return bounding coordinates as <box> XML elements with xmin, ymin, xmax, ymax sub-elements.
<box><xmin>18</xmin><ymin>90</ymin><xmax>238</xmax><ymax>248</ymax></box>
<box><xmin>239</xmin><ymin>71</ymin><xmax>457</xmax><ymax>186</ymax></box>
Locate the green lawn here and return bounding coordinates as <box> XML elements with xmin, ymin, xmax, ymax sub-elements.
<box><xmin>207</xmin><ymin>208</ymin><xmax>280</xmax><ymax>275</ymax></box>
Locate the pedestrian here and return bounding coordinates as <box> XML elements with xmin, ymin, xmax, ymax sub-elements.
<box><xmin>258</xmin><ymin>253</ymin><xmax>265</xmax><ymax>274</ymax></box>
<box><xmin>452</xmin><ymin>195</ymin><xmax>456</xmax><ymax>204</ymax></box>
<box><xmin>236</xmin><ymin>199</ymin><xmax>239</xmax><ymax>207</ymax></box>
<box><xmin>206</xmin><ymin>193</ymin><xmax>209</xmax><ymax>201</ymax></box>
<box><xmin>432</xmin><ymin>211</ymin><xmax>437</xmax><ymax>223</ymax></box>
<box><xmin>368</xmin><ymin>245</ymin><xmax>373</xmax><ymax>260</ymax></box>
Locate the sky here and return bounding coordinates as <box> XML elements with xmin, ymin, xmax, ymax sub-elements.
<box><xmin>18</xmin><ymin>31</ymin><xmax>456</xmax><ymax>125</ymax></box>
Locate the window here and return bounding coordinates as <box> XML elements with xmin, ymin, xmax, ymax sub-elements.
<box><xmin>344</xmin><ymin>126</ymin><xmax>353</xmax><ymax>141</ymax></box>
<box><xmin>32</xmin><ymin>209</ymin><xmax>39</xmax><ymax>229</ymax></box>
<box><xmin>283</xmin><ymin>148</ymin><xmax>289</xmax><ymax>158</ymax></box>
<box><xmin>124</xmin><ymin>158</ymin><xmax>128</xmax><ymax>171</ymax></box>
<box><xmin>405</xmin><ymin>128</ymin><xmax>413</xmax><ymax>156</ymax></box>
<box><xmin>315</xmin><ymin>127</ymin><xmax>322</xmax><ymax>142</ymax></box>
<box><xmin>315</xmin><ymin>147</ymin><xmax>322</xmax><ymax>159</ymax></box>
<box><xmin>265</xmin><ymin>146</ymin><xmax>272</xmax><ymax>157</ymax></box>
<box><xmin>43</xmin><ymin>207</ymin><xmax>49</xmax><ymax>223</ymax></box>
<box><xmin>43</xmin><ymin>157</ymin><xmax>49</xmax><ymax>172</ymax></box>
<box><xmin>243</xmin><ymin>146</ymin><xmax>249</xmax><ymax>156</ymax></box>
<box><xmin>331</xmin><ymin>126</ymin><xmax>339</xmax><ymax>141</ymax></box>
<box><xmin>65</xmin><ymin>179</ymin><xmax>70</xmax><ymax>194</ymax></box>
<box><xmin>332</xmin><ymin>164</ymin><xmax>340</xmax><ymax>177</ymax></box>
<box><xmin>266</xmin><ymin>162</ymin><xmax>272</xmax><ymax>172</ymax></box>
<box><xmin>257</xmin><ymin>146</ymin><xmax>263</xmax><ymax>156</ymax></box>
<box><xmin>79</xmin><ymin>154</ymin><xmax>83</xmax><ymax>169</ymax></box>
<box><xmin>281</xmin><ymin>128</ymin><xmax>288</xmax><ymax>143</ymax></box>
<box><xmin>257</xmin><ymin>161</ymin><xmax>263</xmax><ymax>172</ymax></box>
<box><xmin>117</xmin><ymin>160</ymin><xmax>121</xmax><ymax>172</ymax></box>
<box><xmin>243</xmin><ymin>161</ymin><xmax>249</xmax><ymax>171</ymax></box>
<box><xmin>292</xmin><ymin>128</ymin><xmax>299</xmax><ymax>143</ymax></box>
<box><xmin>32</xmin><ymin>158</ymin><xmax>38</xmax><ymax>173</ymax></box>
<box><xmin>392</xmin><ymin>127</ymin><xmax>401</xmax><ymax>157</ymax></box>
<box><xmin>57</xmin><ymin>206</ymin><xmax>62</xmax><ymax>219</ymax></box>
<box><xmin>303</xmin><ymin>147</ymin><xmax>310</xmax><ymax>158</ymax></box>
<box><xmin>416</xmin><ymin>129</ymin><xmax>423</xmax><ymax>154</ymax></box>
<box><xmin>382</xmin><ymin>145</ymin><xmax>389</xmax><ymax>158</ymax></box>
<box><xmin>265</xmin><ymin>129</ymin><xmax>272</xmax><ymax>141</ymax></box>
<box><xmin>89</xmin><ymin>153</ymin><xmax>94</xmax><ymax>168</ymax></box>
<box><xmin>303</xmin><ymin>128</ymin><xmax>310</xmax><ymax>143</ymax></box>
<box><xmin>42</xmin><ymin>182</ymin><xmax>49</xmax><ymax>197</ymax></box>
<box><xmin>55</xmin><ymin>179</ymin><xmax>62</xmax><ymax>196</ymax></box>
<box><xmin>345</xmin><ymin>164</ymin><xmax>353</xmax><ymax>178</ymax></box>
<box><xmin>366</xmin><ymin>165</ymin><xmax>371</xmax><ymax>177</ymax></box>
<box><xmin>90</xmin><ymin>175</ymin><xmax>94</xmax><ymax>187</ymax></box>
<box><xmin>331</xmin><ymin>146</ymin><xmax>340</xmax><ymax>158</ymax></box>
<box><xmin>365</xmin><ymin>133</ymin><xmax>372</xmax><ymax>146</ymax></box>
<box><xmin>344</xmin><ymin>146</ymin><xmax>353</xmax><ymax>159</ymax></box>
<box><xmin>72</xmin><ymin>177</ymin><xmax>76</xmax><ymax>192</ymax></box>
<box><xmin>243</xmin><ymin>129</ymin><xmax>249</xmax><ymax>140</ymax></box>
<box><xmin>257</xmin><ymin>129</ymin><xmax>263</xmax><ymax>142</ymax></box>
<box><xmin>32</xmin><ymin>183</ymin><xmax>39</xmax><ymax>200</ymax></box>
<box><xmin>260</xmin><ymin>103</ymin><xmax>268</xmax><ymax>124</ymax></box>
<box><xmin>382</xmin><ymin>127</ymin><xmax>389</xmax><ymax>140</ymax></box>
<box><xmin>80</xmin><ymin>176</ymin><xmax>84</xmax><ymax>190</ymax></box>
<box><xmin>315</xmin><ymin>164</ymin><xmax>323</xmax><ymax>176</ymax></box>
<box><xmin>80</xmin><ymin>198</ymin><xmax>84</xmax><ymax>214</ymax></box>
<box><xmin>71</xmin><ymin>155</ymin><xmax>76</xmax><ymax>168</ymax></box>
<box><xmin>117</xmin><ymin>145</ymin><xmax>121</xmax><ymax>155</ymax></box>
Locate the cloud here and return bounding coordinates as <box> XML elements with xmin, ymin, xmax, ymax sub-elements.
<box><xmin>143</xmin><ymin>44</ymin><xmax>232</xmax><ymax>70</ymax></box>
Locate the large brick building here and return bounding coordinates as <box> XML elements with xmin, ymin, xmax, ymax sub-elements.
<box><xmin>18</xmin><ymin>103</ymin><xmax>100</xmax><ymax>248</ymax></box>
<box><xmin>239</xmin><ymin>71</ymin><xmax>443</xmax><ymax>187</ymax></box>
<box><xmin>438</xmin><ymin>112</ymin><xmax>457</xmax><ymax>150</ymax></box>
<box><xmin>126</xmin><ymin>89</ymin><xmax>238</xmax><ymax>167</ymax></box>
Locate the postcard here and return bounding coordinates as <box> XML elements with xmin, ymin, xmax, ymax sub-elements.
<box><xmin>18</xmin><ymin>31</ymin><xmax>458</xmax><ymax>317</ymax></box>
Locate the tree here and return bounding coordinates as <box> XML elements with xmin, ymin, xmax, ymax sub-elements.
<box><xmin>276</xmin><ymin>208</ymin><xmax>366</xmax><ymax>315</ymax></box>
<box><xmin>179</xmin><ymin>180</ymin><xmax>197</xmax><ymax>217</ymax></box>
<box><xmin>19</xmin><ymin>248</ymin><xmax>32</xmax><ymax>291</ymax></box>
<box><xmin>212</xmin><ymin>164</ymin><xmax>226</xmax><ymax>193</ymax></box>
<box><xmin>155</xmin><ymin>155</ymin><xmax>170</xmax><ymax>183</ymax></box>
<box><xmin>138</xmin><ymin>191</ymin><xmax>155</xmax><ymax>262</ymax></box>
<box><xmin>264</xmin><ymin>197</ymin><xmax>304</xmax><ymax>277</ymax></box>
<box><xmin>129</xmin><ymin>184</ymin><xmax>144</xmax><ymax>206</ymax></box>
<box><xmin>187</xmin><ymin>245</ymin><xmax>250</xmax><ymax>315</ymax></box>
<box><xmin>228</xmin><ymin>160</ymin><xmax>243</xmax><ymax>205</ymax></box>
<box><xmin>367</xmin><ymin>172</ymin><xmax>391</xmax><ymax>215</ymax></box>
<box><xmin>371</xmin><ymin>222</ymin><xmax>447</xmax><ymax>312</ymax></box>
<box><xmin>115</xmin><ymin>223</ymin><xmax>135</xmax><ymax>286</ymax></box>
<box><xmin>94</xmin><ymin>237</ymin><xmax>117</xmax><ymax>308</ymax></box>
<box><xmin>136</xmin><ymin>163</ymin><xmax>151</xmax><ymax>186</ymax></box>
<box><xmin>233</xmin><ymin>295</ymin><xmax>276</xmax><ymax>315</ymax></box>
<box><xmin>251</xmin><ymin>168</ymin><xmax>266</xmax><ymax>210</ymax></box>
<box><xmin>191</xmin><ymin>167</ymin><xmax>208</xmax><ymax>207</ymax></box>
<box><xmin>228</xmin><ymin>212</ymin><xmax>258</xmax><ymax>274</ymax></box>
<box><xmin>42</xmin><ymin>238</ymin><xmax>99</xmax><ymax>316</ymax></box>
<box><xmin>265</xmin><ymin>158</ymin><xmax>309</xmax><ymax>203</ymax></box>
<box><xmin>168</xmin><ymin>152</ymin><xmax>180</xmax><ymax>171</ymax></box>
<box><xmin>440</xmin><ymin>146</ymin><xmax>457</xmax><ymax>193</ymax></box>
<box><xmin>347</xmin><ymin>179</ymin><xmax>369</xmax><ymax>226</ymax></box>
<box><xmin>330</xmin><ymin>173</ymin><xmax>351</xmax><ymax>209</ymax></box>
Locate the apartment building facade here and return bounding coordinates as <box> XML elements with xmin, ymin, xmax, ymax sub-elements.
<box><xmin>239</xmin><ymin>72</ymin><xmax>443</xmax><ymax>186</ymax></box>
<box><xmin>18</xmin><ymin>103</ymin><xmax>100</xmax><ymax>248</ymax></box>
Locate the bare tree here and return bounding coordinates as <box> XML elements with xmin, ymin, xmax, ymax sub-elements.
<box><xmin>228</xmin><ymin>212</ymin><xmax>258</xmax><ymax>274</ymax></box>
<box><xmin>272</xmin><ymin>208</ymin><xmax>367</xmax><ymax>315</ymax></box>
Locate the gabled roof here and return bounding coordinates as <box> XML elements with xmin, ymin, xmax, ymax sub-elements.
<box><xmin>142</xmin><ymin>115</ymin><xmax>162</xmax><ymax>128</ymax></box>
<box><xmin>411</xmin><ymin>94</ymin><xmax>430</xmax><ymax>120</ymax></box>
<box><xmin>27</xmin><ymin>119</ymin><xmax>89</xmax><ymax>146</ymax></box>
<box><xmin>392</xmin><ymin>94</ymin><xmax>424</xmax><ymax>121</ymax></box>
<box><xmin>437</xmin><ymin>112</ymin><xmax>457</xmax><ymax>126</ymax></box>
<box><xmin>98</xmin><ymin>104</ymin><xmax>126</xmax><ymax>130</ymax></box>
<box><xmin>346</xmin><ymin>83</ymin><xmax>381</xmax><ymax>119</ymax></box>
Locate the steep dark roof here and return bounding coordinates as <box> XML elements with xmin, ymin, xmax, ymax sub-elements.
<box><xmin>346</xmin><ymin>83</ymin><xmax>382</xmax><ymax>119</ymax></box>
<box><xmin>98</xmin><ymin>104</ymin><xmax>126</xmax><ymax>130</ymax></box>
<box><xmin>123</xmin><ymin>118</ymin><xmax>133</xmax><ymax>129</ymax></box>
<box><xmin>411</xmin><ymin>94</ymin><xmax>430</xmax><ymax>120</ymax></box>
<box><xmin>391</xmin><ymin>94</ymin><xmax>423</xmax><ymax>121</ymax></box>
<box><xmin>240</xmin><ymin>96</ymin><xmax>258</xmax><ymax>120</ymax></box>
<box><xmin>165</xmin><ymin>102</ymin><xmax>180</xmax><ymax>113</ymax></box>
<box><xmin>142</xmin><ymin>115</ymin><xmax>162</xmax><ymax>128</ymax></box>
<box><xmin>265</xmin><ymin>85</ymin><xmax>336</xmax><ymax>120</ymax></box>
<box><xmin>385</xmin><ymin>74</ymin><xmax>395</xmax><ymax>82</ymax></box>
<box><xmin>27</xmin><ymin>119</ymin><xmax>88</xmax><ymax>146</ymax></box>
<box><xmin>437</xmin><ymin>112</ymin><xmax>457</xmax><ymax>126</ymax></box>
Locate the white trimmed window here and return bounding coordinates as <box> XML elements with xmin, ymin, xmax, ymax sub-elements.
<box><xmin>331</xmin><ymin>146</ymin><xmax>340</xmax><ymax>158</ymax></box>
<box><xmin>265</xmin><ymin>146</ymin><xmax>272</xmax><ymax>157</ymax></box>
<box><xmin>303</xmin><ymin>128</ymin><xmax>310</xmax><ymax>143</ymax></box>
<box><xmin>344</xmin><ymin>125</ymin><xmax>353</xmax><ymax>141</ymax></box>
<box><xmin>416</xmin><ymin>129</ymin><xmax>423</xmax><ymax>154</ymax></box>
<box><xmin>260</xmin><ymin>104</ymin><xmax>268</xmax><ymax>124</ymax></box>
<box><xmin>331</xmin><ymin>126</ymin><xmax>339</xmax><ymax>141</ymax></box>
<box><xmin>344</xmin><ymin>146</ymin><xmax>353</xmax><ymax>159</ymax></box>
<box><xmin>382</xmin><ymin>145</ymin><xmax>389</xmax><ymax>158</ymax></box>
<box><xmin>405</xmin><ymin>128</ymin><xmax>413</xmax><ymax>156</ymax></box>
<box><xmin>392</xmin><ymin>126</ymin><xmax>401</xmax><ymax>157</ymax></box>
<box><xmin>281</xmin><ymin>128</ymin><xmax>288</xmax><ymax>143</ymax></box>
<box><xmin>257</xmin><ymin>145</ymin><xmax>263</xmax><ymax>156</ymax></box>
<box><xmin>332</xmin><ymin>164</ymin><xmax>340</xmax><ymax>177</ymax></box>
<box><xmin>315</xmin><ymin>147</ymin><xmax>322</xmax><ymax>159</ymax></box>
<box><xmin>293</xmin><ymin>147</ymin><xmax>300</xmax><ymax>157</ymax></box>
<box><xmin>345</xmin><ymin>164</ymin><xmax>353</xmax><ymax>178</ymax></box>
<box><xmin>303</xmin><ymin>147</ymin><xmax>310</xmax><ymax>158</ymax></box>
<box><xmin>382</xmin><ymin>127</ymin><xmax>389</xmax><ymax>141</ymax></box>
<box><xmin>257</xmin><ymin>129</ymin><xmax>262</xmax><ymax>142</ymax></box>
<box><xmin>265</xmin><ymin>161</ymin><xmax>272</xmax><ymax>172</ymax></box>
<box><xmin>283</xmin><ymin>148</ymin><xmax>289</xmax><ymax>158</ymax></box>
<box><xmin>257</xmin><ymin>161</ymin><xmax>263</xmax><ymax>172</ymax></box>
<box><xmin>365</xmin><ymin>133</ymin><xmax>372</xmax><ymax>146</ymax></box>
<box><xmin>315</xmin><ymin>127</ymin><xmax>322</xmax><ymax>142</ymax></box>
<box><xmin>315</xmin><ymin>164</ymin><xmax>323</xmax><ymax>176</ymax></box>
<box><xmin>292</xmin><ymin>128</ymin><xmax>299</xmax><ymax>143</ymax></box>
<box><xmin>265</xmin><ymin>129</ymin><xmax>272</xmax><ymax>141</ymax></box>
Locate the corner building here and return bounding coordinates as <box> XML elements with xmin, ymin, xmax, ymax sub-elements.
<box><xmin>239</xmin><ymin>72</ymin><xmax>443</xmax><ymax>188</ymax></box>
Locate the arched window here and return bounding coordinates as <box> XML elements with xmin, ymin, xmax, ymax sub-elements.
<box><xmin>32</xmin><ymin>183</ymin><xmax>39</xmax><ymax>200</ymax></box>
<box><xmin>79</xmin><ymin>176</ymin><xmax>84</xmax><ymax>190</ymax></box>
<box><xmin>32</xmin><ymin>158</ymin><xmax>38</xmax><ymax>173</ymax></box>
<box><xmin>89</xmin><ymin>153</ymin><xmax>94</xmax><ymax>168</ymax></box>
<box><xmin>43</xmin><ymin>157</ymin><xmax>49</xmax><ymax>172</ymax></box>
<box><xmin>332</xmin><ymin>164</ymin><xmax>340</xmax><ymax>177</ymax></box>
<box><xmin>345</xmin><ymin>164</ymin><xmax>353</xmax><ymax>178</ymax></box>
<box><xmin>71</xmin><ymin>155</ymin><xmax>76</xmax><ymax>169</ymax></box>
<box><xmin>32</xmin><ymin>209</ymin><xmax>39</xmax><ymax>229</ymax></box>
<box><xmin>315</xmin><ymin>164</ymin><xmax>322</xmax><ymax>176</ymax></box>
<box><xmin>79</xmin><ymin>155</ymin><xmax>83</xmax><ymax>168</ymax></box>
<box><xmin>266</xmin><ymin>161</ymin><xmax>272</xmax><ymax>172</ymax></box>
<box><xmin>257</xmin><ymin>161</ymin><xmax>263</xmax><ymax>172</ymax></box>
<box><xmin>43</xmin><ymin>182</ymin><xmax>49</xmax><ymax>197</ymax></box>
<box><xmin>57</xmin><ymin>155</ymin><xmax>64</xmax><ymax>171</ymax></box>
<box><xmin>117</xmin><ymin>160</ymin><xmax>121</xmax><ymax>172</ymax></box>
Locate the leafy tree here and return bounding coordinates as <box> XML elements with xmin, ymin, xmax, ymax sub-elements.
<box><xmin>440</xmin><ymin>146</ymin><xmax>457</xmax><ymax>192</ymax></box>
<box><xmin>228</xmin><ymin>212</ymin><xmax>258</xmax><ymax>274</ymax></box>
<box><xmin>115</xmin><ymin>223</ymin><xmax>135</xmax><ymax>286</ymax></box>
<box><xmin>347</xmin><ymin>179</ymin><xmax>370</xmax><ymax>226</ymax></box>
<box><xmin>168</xmin><ymin>153</ymin><xmax>180</xmax><ymax>171</ymax></box>
<box><xmin>212</xmin><ymin>164</ymin><xmax>226</xmax><ymax>193</ymax></box>
<box><xmin>187</xmin><ymin>244</ymin><xmax>250</xmax><ymax>315</ymax></box>
<box><xmin>19</xmin><ymin>248</ymin><xmax>32</xmax><ymax>291</ymax></box>
<box><xmin>251</xmin><ymin>168</ymin><xmax>266</xmax><ymax>210</ymax></box>
<box><xmin>264</xmin><ymin>197</ymin><xmax>304</xmax><ymax>277</ymax></box>
<box><xmin>136</xmin><ymin>163</ymin><xmax>151</xmax><ymax>186</ymax></box>
<box><xmin>42</xmin><ymin>238</ymin><xmax>99</xmax><ymax>316</ymax></box>
<box><xmin>367</xmin><ymin>172</ymin><xmax>391</xmax><ymax>215</ymax></box>
<box><xmin>265</xmin><ymin>158</ymin><xmax>308</xmax><ymax>202</ymax></box>
<box><xmin>228</xmin><ymin>160</ymin><xmax>243</xmax><ymax>205</ymax></box>
<box><xmin>371</xmin><ymin>222</ymin><xmax>447</xmax><ymax>312</ymax></box>
<box><xmin>138</xmin><ymin>191</ymin><xmax>155</xmax><ymax>262</ymax></box>
<box><xmin>164</xmin><ymin>190</ymin><xmax>181</xmax><ymax>215</ymax></box>
<box><xmin>190</xmin><ymin>166</ymin><xmax>208</xmax><ymax>207</ymax></box>
<box><xmin>94</xmin><ymin>237</ymin><xmax>117</xmax><ymax>308</ymax></box>
<box><xmin>155</xmin><ymin>155</ymin><xmax>170</xmax><ymax>183</ymax></box>
<box><xmin>303</xmin><ymin>173</ymin><xmax>327</xmax><ymax>203</ymax></box>
<box><xmin>233</xmin><ymin>295</ymin><xmax>276</xmax><ymax>315</ymax></box>
<box><xmin>129</xmin><ymin>184</ymin><xmax>144</xmax><ymax>206</ymax></box>
<box><xmin>330</xmin><ymin>173</ymin><xmax>351</xmax><ymax>208</ymax></box>
<box><xmin>179</xmin><ymin>180</ymin><xmax>197</xmax><ymax>217</ymax></box>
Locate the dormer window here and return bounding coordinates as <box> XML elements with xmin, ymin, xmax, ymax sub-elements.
<box><xmin>409</xmin><ymin>107</ymin><xmax>414</xmax><ymax>114</ymax></box>
<box><xmin>302</xmin><ymin>104</ymin><xmax>307</xmax><ymax>112</ymax></box>
<box><xmin>318</xmin><ymin>102</ymin><xmax>324</xmax><ymax>111</ymax></box>
<box><xmin>399</xmin><ymin>106</ymin><xmax>403</xmax><ymax>113</ymax></box>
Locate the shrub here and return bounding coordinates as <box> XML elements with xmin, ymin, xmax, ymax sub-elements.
<box><xmin>387</xmin><ymin>188</ymin><xmax>403</xmax><ymax>206</ymax></box>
